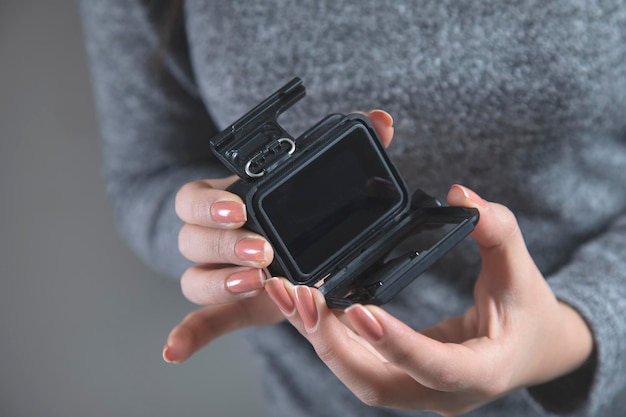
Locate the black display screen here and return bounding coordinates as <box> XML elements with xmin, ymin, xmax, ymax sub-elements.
<box><xmin>259</xmin><ymin>126</ymin><xmax>404</xmax><ymax>276</ymax></box>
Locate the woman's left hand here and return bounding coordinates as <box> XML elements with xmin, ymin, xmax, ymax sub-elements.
<box><xmin>264</xmin><ymin>184</ymin><xmax>593</xmax><ymax>416</ymax></box>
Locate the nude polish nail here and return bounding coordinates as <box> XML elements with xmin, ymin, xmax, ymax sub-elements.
<box><xmin>265</xmin><ymin>278</ymin><xmax>296</xmax><ymax>315</ymax></box>
<box><xmin>369</xmin><ymin>109</ymin><xmax>394</xmax><ymax>127</ymax></box>
<box><xmin>226</xmin><ymin>269</ymin><xmax>264</xmax><ymax>294</ymax></box>
<box><xmin>235</xmin><ymin>238</ymin><xmax>268</xmax><ymax>262</ymax></box>
<box><xmin>211</xmin><ymin>200</ymin><xmax>246</xmax><ymax>223</ymax></box>
<box><xmin>451</xmin><ymin>184</ymin><xmax>488</xmax><ymax>208</ymax></box>
<box><xmin>162</xmin><ymin>344</ymin><xmax>177</xmax><ymax>364</ymax></box>
<box><xmin>345</xmin><ymin>304</ymin><xmax>384</xmax><ymax>342</ymax></box>
<box><xmin>294</xmin><ymin>286</ymin><xmax>319</xmax><ymax>331</ymax></box>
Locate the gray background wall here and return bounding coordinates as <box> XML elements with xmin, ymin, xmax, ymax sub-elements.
<box><xmin>0</xmin><ymin>2</ymin><xmax>266</xmax><ymax>416</ymax></box>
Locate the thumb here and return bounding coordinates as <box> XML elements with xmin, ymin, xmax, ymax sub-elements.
<box><xmin>162</xmin><ymin>293</ymin><xmax>282</xmax><ymax>364</ymax></box>
<box><xmin>162</xmin><ymin>303</ymin><xmax>244</xmax><ymax>364</ymax></box>
<box><xmin>447</xmin><ymin>184</ymin><xmax>518</xmax><ymax>250</ymax></box>
<box><xmin>366</xmin><ymin>109</ymin><xmax>394</xmax><ymax>147</ymax></box>
<box><xmin>353</xmin><ymin>110</ymin><xmax>394</xmax><ymax>147</ymax></box>
<box><xmin>447</xmin><ymin>185</ymin><xmax>536</xmax><ymax>289</ymax></box>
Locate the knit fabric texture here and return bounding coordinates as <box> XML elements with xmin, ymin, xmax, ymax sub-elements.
<box><xmin>80</xmin><ymin>1</ymin><xmax>626</xmax><ymax>415</ymax></box>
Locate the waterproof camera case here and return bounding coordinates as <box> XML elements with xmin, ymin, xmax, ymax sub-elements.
<box><xmin>209</xmin><ymin>78</ymin><xmax>479</xmax><ymax>308</ymax></box>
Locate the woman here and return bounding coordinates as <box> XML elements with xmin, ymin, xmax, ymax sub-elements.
<box><xmin>81</xmin><ymin>1</ymin><xmax>626</xmax><ymax>415</ymax></box>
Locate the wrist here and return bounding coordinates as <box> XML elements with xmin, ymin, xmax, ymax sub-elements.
<box><xmin>528</xmin><ymin>301</ymin><xmax>594</xmax><ymax>386</ymax></box>
<box><xmin>525</xmin><ymin>303</ymin><xmax>596</xmax><ymax>414</ymax></box>
<box><xmin>559</xmin><ymin>301</ymin><xmax>594</xmax><ymax>364</ymax></box>
<box><xmin>556</xmin><ymin>301</ymin><xmax>594</xmax><ymax>371</ymax></box>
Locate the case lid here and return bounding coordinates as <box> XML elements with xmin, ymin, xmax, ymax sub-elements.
<box><xmin>321</xmin><ymin>205</ymin><xmax>479</xmax><ymax>308</ymax></box>
<box><xmin>209</xmin><ymin>78</ymin><xmax>305</xmax><ymax>179</ymax></box>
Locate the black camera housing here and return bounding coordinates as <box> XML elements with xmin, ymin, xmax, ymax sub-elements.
<box><xmin>210</xmin><ymin>78</ymin><xmax>479</xmax><ymax>308</ymax></box>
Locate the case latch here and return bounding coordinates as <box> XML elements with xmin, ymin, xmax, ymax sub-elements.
<box><xmin>209</xmin><ymin>78</ymin><xmax>306</xmax><ymax>179</ymax></box>
<box><xmin>244</xmin><ymin>137</ymin><xmax>296</xmax><ymax>178</ymax></box>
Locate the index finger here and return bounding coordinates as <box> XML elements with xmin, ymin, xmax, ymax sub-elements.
<box><xmin>351</xmin><ymin>305</ymin><xmax>489</xmax><ymax>392</ymax></box>
<box><xmin>265</xmin><ymin>280</ymin><xmax>432</xmax><ymax>408</ymax></box>
<box><xmin>175</xmin><ymin>178</ymin><xmax>246</xmax><ymax>228</ymax></box>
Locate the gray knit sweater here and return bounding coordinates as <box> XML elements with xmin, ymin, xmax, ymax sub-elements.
<box><xmin>80</xmin><ymin>1</ymin><xmax>626</xmax><ymax>416</ymax></box>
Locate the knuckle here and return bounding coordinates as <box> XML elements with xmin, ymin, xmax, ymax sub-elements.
<box><xmin>211</xmin><ymin>228</ymin><xmax>235</xmax><ymax>260</ymax></box>
<box><xmin>176</xmin><ymin>180</ymin><xmax>227</xmax><ymax>225</ymax></box>
<box><xmin>180</xmin><ymin>268</ymin><xmax>202</xmax><ymax>304</ymax></box>
<box><xmin>180</xmin><ymin>265</ymin><xmax>226</xmax><ymax>305</ymax></box>
<box><xmin>191</xmin><ymin>198</ymin><xmax>213</xmax><ymax>225</ymax></box>
<box><xmin>177</xmin><ymin>225</ymin><xmax>193</xmax><ymax>258</ymax></box>
<box><xmin>359</xmin><ymin>392</ymin><xmax>384</xmax><ymax>408</ymax></box>
<box><xmin>313</xmin><ymin>340</ymin><xmax>338</xmax><ymax>364</ymax></box>
<box><xmin>180</xmin><ymin>269</ymin><xmax>200</xmax><ymax>304</ymax></box>
<box><xmin>386</xmin><ymin>342</ymin><xmax>414</xmax><ymax>369</ymax></box>
<box><xmin>311</xmin><ymin>343</ymin><xmax>393</xmax><ymax>409</ymax></box>
<box><xmin>178</xmin><ymin>224</ymin><xmax>239</xmax><ymax>263</ymax></box>
<box><xmin>355</xmin><ymin>384</ymin><xmax>391</xmax><ymax>408</ymax></box>
<box><xmin>175</xmin><ymin>182</ymin><xmax>197</xmax><ymax>218</ymax></box>
<box><xmin>494</xmin><ymin>203</ymin><xmax>521</xmax><ymax>238</ymax></box>
<box><xmin>429</xmin><ymin>364</ymin><xmax>464</xmax><ymax>392</ymax></box>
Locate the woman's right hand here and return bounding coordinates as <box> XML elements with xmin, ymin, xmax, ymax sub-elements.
<box><xmin>162</xmin><ymin>109</ymin><xmax>395</xmax><ymax>363</ymax></box>
<box><xmin>162</xmin><ymin>176</ymin><xmax>282</xmax><ymax>363</ymax></box>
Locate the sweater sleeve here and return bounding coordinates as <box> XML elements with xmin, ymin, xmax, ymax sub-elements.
<box><xmin>79</xmin><ymin>0</ymin><xmax>229</xmax><ymax>279</ymax></box>
<box><xmin>526</xmin><ymin>212</ymin><xmax>626</xmax><ymax>416</ymax></box>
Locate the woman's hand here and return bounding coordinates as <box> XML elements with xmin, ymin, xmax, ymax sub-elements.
<box><xmin>162</xmin><ymin>174</ymin><xmax>280</xmax><ymax>363</ymax></box>
<box><xmin>264</xmin><ymin>185</ymin><xmax>594</xmax><ymax>416</ymax></box>
<box><xmin>162</xmin><ymin>110</ymin><xmax>395</xmax><ymax>363</ymax></box>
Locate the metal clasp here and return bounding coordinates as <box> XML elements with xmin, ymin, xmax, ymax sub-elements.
<box><xmin>244</xmin><ymin>138</ymin><xmax>296</xmax><ymax>178</ymax></box>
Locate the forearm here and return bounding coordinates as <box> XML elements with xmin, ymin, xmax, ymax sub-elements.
<box><xmin>81</xmin><ymin>0</ymin><xmax>228</xmax><ymax>278</ymax></box>
<box><xmin>106</xmin><ymin>164</ymin><xmax>228</xmax><ymax>278</ymax></box>
<box><xmin>527</xmin><ymin>214</ymin><xmax>626</xmax><ymax>415</ymax></box>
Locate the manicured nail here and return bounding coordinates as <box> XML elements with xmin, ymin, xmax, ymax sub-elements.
<box><xmin>345</xmin><ymin>304</ymin><xmax>384</xmax><ymax>342</ymax></box>
<box><xmin>265</xmin><ymin>278</ymin><xmax>296</xmax><ymax>315</ymax></box>
<box><xmin>226</xmin><ymin>269</ymin><xmax>265</xmax><ymax>294</ymax></box>
<box><xmin>211</xmin><ymin>200</ymin><xmax>246</xmax><ymax>223</ymax></box>
<box><xmin>451</xmin><ymin>184</ymin><xmax>488</xmax><ymax>208</ymax></box>
<box><xmin>235</xmin><ymin>238</ymin><xmax>268</xmax><ymax>262</ymax></box>
<box><xmin>294</xmin><ymin>286</ymin><xmax>319</xmax><ymax>331</ymax></box>
<box><xmin>369</xmin><ymin>109</ymin><xmax>394</xmax><ymax>127</ymax></box>
<box><xmin>162</xmin><ymin>344</ymin><xmax>177</xmax><ymax>364</ymax></box>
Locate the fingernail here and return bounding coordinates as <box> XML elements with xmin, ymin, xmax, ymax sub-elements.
<box><xmin>369</xmin><ymin>109</ymin><xmax>394</xmax><ymax>127</ymax></box>
<box><xmin>162</xmin><ymin>344</ymin><xmax>177</xmax><ymax>364</ymax></box>
<box><xmin>235</xmin><ymin>238</ymin><xmax>268</xmax><ymax>262</ymax></box>
<box><xmin>294</xmin><ymin>286</ymin><xmax>319</xmax><ymax>331</ymax></box>
<box><xmin>345</xmin><ymin>305</ymin><xmax>384</xmax><ymax>342</ymax></box>
<box><xmin>451</xmin><ymin>184</ymin><xmax>488</xmax><ymax>208</ymax></box>
<box><xmin>226</xmin><ymin>269</ymin><xmax>265</xmax><ymax>294</ymax></box>
<box><xmin>265</xmin><ymin>278</ymin><xmax>296</xmax><ymax>315</ymax></box>
<box><xmin>211</xmin><ymin>200</ymin><xmax>246</xmax><ymax>223</ymax></box>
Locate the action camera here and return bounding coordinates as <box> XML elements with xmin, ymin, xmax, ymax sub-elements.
<box><xmin>209</xmin><ymin>78</ymin><xmax>479</xmax><ymax>308</ymax></box>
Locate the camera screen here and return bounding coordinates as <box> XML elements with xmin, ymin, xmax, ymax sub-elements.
<box><xmin>260</xmin><ymin>125</ymin><xmax>405</xmax><ymax>276</ymax></box>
